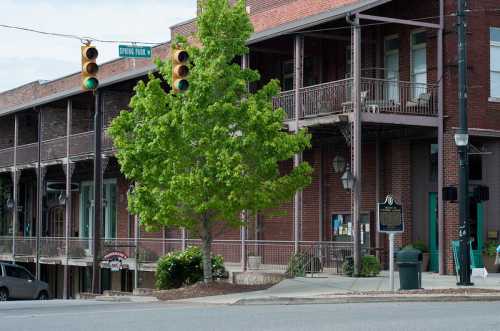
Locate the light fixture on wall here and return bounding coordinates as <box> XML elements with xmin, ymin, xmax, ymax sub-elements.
<box><xmin>58</xmin><ymin>192</ymin><xmax>67</xmax><ymax>205</ymax></box>
<box><xmin>6</xmin><ymin>198</ymin><xmax>14</xmax><ymax>210</ymax></box>
<box><xmin>341</xmin><ymin>163</ymin><xmax>355</xmax><ymax>191</ymax></box>
<box><xmin>332</xmin><ymin>155</ymin><xmax>346</xmax><ymax>173</ymax></box>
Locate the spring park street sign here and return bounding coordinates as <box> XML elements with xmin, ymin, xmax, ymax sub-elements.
<box><xmin>119</xmin><ymin>45</ymin><xmax>152</xmax><ymax>59</ymax></box>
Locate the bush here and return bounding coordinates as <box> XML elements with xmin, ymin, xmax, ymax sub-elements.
<box><xmin>342</xmin><ymin>255</ymin><xmax>381</xmax><ymax>277</ymax></box>
<box><xmin>405</xmin><ymin>240</ymin><xmax>429</xmax><ymax>253</ymax></box>
<box><xmin>484</xmin><ymin>240</ymin><xmax>499</xmax><ymax>258</ymax></box>
<box><xmin>155</xmin><ymin>246</ymin><xmax>226</xmax><ymax>290</ymax></box>
<box><xmin>285</xmin><ymin>253</ymin><xmax>307</xmax><ymax>277</ymax></box>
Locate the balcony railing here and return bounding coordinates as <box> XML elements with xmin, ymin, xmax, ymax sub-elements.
<box><xmin>0</xmin><ymin>130</ymin><xmax>116</xmax><ymax>168</ymax></box>
<box><xmin>0</xmin><ymin>236</ymin><xmax>354</xmax><ymax>273</ymax></box>
<box><xmin>273</xmin><ymin>77</ymin><xmax>438</xmax><ymax>121</ymax></box>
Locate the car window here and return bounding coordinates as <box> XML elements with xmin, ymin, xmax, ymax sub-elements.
<box><xmin>16</xmin><ymin>268</ymin><xmax>33</xmax><ymax>280</ymax></box>
<box><xmin>4</xmin><ymin>265</ymin><xmax>33</xmax><ymax>280</ymax></box>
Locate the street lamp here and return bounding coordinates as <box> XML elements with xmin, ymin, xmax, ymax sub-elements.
<box><xmin>341</xmin><ymin>163</ymin><xmax>355</xmax><ymax>190</ymax></box>
<box><xmin>6</xmin><ymin>198</ymin><xmax>14</xmax><ymax>210</ymax></box>
<box><xmin>454</xmin><ymin>133</ymin><xmax>469</xmax><ymax>147</ymax></box>
<box><xmin>332</xmin><ymin>155</ymin><xmax>346</xmax><ymax>173</ymax></box>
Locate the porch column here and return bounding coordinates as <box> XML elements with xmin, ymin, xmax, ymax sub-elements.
<box><xmin>375</xmin><ymin>132</ymin><xmax>381</xmax><ymax>260</ymax></box>
<box><xmin>240</xmin><ymin>53</ymin><xmax>249</xmax><ymax>271</ymax></box>
<box><xmin>437</xmin><ymin>0</ymin><xmax>445</xmax><ymax>275</ymax></box>
<box><xmin>134</xmin><ymin>214</ymin><xmax>140</xmax><ymax>290</ymax></box>
<box><xmin>63</xmin><ymin>99</ymin><xmax>73</xmax><ymax>299</ymax></box>
<box><xmin>318</xmin><ymin>145</ymin><xmax>324</xmax><ymax>242</ymax></box>
<box><xmin>351</xmin><ymin>15</ymin><xmax>362</xmax><ymax>275</ymax></box>
<box><xmin>293</xmin><ymin>34</ymin><xmax>304</xmax><ymax>253</ymax></box>
<box><xmin>11</xmin><ymin>113</ymin><xmax>19</xmax><ymax>260</ymax></box>
<box><xmin>35</xmin><ymin>108</ymin><xmax>44</xmax><ymax>279</ymax></box>
<box><xmin>92</xmin><ymin>91</ymin><xmax>103</xmax><ymax>294</ymax></box>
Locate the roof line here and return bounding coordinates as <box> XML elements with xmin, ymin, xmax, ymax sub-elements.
<box><xmin>248</xmin><ymin>0</ymin><xmax>391</xmax><ymax>44</ymax></box>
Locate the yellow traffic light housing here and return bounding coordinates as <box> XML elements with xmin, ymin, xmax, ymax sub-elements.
<box><xmin>172</xmin><ymin>48</ymin><xmax>189</xmax><ymax>93</ymax></box>
<box><xmin>81</xmin><ymin>45</ymin><xmax>99</xmax><ymax>91</ymax></box>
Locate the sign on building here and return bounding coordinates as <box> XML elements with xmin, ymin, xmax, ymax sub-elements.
<box><xmin>103</xmin><ymin>251</ymin><xmax>128</xmax><ymax>272</ymax></box>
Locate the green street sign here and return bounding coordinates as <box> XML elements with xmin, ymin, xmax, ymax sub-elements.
<box><xmin>118</xmin><ymin>45</ymin><xmax>152</xmax><ymax>58</ymax></box>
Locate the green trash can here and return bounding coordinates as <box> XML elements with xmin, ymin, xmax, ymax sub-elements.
<box><xmin>396</xmin><ymin>248</ymin><xmax>422</xmax><ymax>290</ymax></box>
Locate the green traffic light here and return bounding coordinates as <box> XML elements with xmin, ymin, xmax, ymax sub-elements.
<box><xmin>176</xmin><ymin>79</ymin><xmax>189</xmax><ymax>91</ymax></box>
<box><xmin>83</xmin><ymin>77</ymin><xmax>99</xmax><ymax>90</ymax></box>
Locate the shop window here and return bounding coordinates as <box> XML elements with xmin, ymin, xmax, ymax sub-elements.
<box><xmin>331</xmin><ymin>213</ymin><xmax>370</xmax><ymax>247</ymax></box>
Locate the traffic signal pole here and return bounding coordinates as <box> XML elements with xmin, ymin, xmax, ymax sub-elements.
<box><xmin>457</xmin><ymin>0</ymin><xmax>473</xmax><ymax>286</ymax></box>
<box><xmin>92</xmin><ymin>89</ymin><xmax>103</xmax><ymax>294</ymax></box>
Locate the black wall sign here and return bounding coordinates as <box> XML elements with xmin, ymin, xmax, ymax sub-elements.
<box><xmin>378</xmin><ymin>195</ymin><xmax>403</xmax><ymax>233</ymax></box>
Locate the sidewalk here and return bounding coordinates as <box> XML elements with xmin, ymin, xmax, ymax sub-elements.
<box><xmin>173</xmin><ymin>271</ymin><xmax>500</xmax><ymax>305</ymax></box>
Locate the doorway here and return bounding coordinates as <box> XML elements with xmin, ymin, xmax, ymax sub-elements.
<box><xmin>428</xmin><ymin>192</ymin><xmax>438</xmax><ymax>272</ymax></box>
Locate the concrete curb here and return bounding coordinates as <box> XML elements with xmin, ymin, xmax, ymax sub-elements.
<box><xmin>95</xmin><ymin>295</ymin><xmax>159</xmax><ymax>303</ymax></box>
<box><xmin>233</xmin><ymin>294</ymin><xmax>500</xmax><ymax>305</ymax></box>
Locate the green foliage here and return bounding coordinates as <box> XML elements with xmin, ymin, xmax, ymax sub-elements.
<box><xmin>484</xmin><ymin>240</ymin><xmax>499</xmax><ymax>258</ymax></box>
<box><xmin>285</xmin><ymin>253</ymin><xmax>307</xmax><ymax>277</ymax></box>
<box><xmin>342</xmin><ymin>256</ymin><xmax>381</xmax><ymax>277</ymax></box>
<box><xmin>109</xmin><ymin>0</ymin><xmax>312</xmax><ymax>281</ymax></box>
<box><xmin>155</xmin><ymin>246</ymin><xmax>226</xmax><ymax>290</ymax></box>
<box><xmin>405</xmin><ymin>240</ymin><xmax>429</xmax><ymax>253</ymax></box>
<box><xmin>138</xmin><ymin>248</ymin><xmax>160</xmax><ymax>263</ymax></box>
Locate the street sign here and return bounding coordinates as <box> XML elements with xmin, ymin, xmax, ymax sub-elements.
<box><xmin>377</xmin><ymin>194</ymin><xmax>403</xmax><ymax>233</ymax></box>
<box><xmin>118</xmin><ymin>45</ymin><xmax>152</xmax><ymax>58</ymax></box>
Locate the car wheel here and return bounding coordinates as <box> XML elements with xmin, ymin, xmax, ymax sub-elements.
<box><xmin>37</xmin><ymin>291</ymin><xmax>48</xmax><ymax>300</ymax></box>
<box><xmin>0</xmin><ymin>288</ymin><xmax>8</xmax><ymax>301</ymax></box>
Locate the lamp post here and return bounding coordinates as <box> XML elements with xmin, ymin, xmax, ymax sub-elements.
<box><xmin>456</xmin><ymin>0</ymin><xmax>473</xmax><ymax>286</ymax></box>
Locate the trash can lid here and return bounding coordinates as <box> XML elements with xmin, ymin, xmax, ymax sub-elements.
<box><xmin>396</xmin><ymin>247</ymin><xmax>422</xmax><ymax>263</ymax></box>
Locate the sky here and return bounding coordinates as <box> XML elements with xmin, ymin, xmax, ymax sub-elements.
<box><xmin>0</xmin><ymin>0</ymin><xmax>197</xmax><ymax>93</ymax></box>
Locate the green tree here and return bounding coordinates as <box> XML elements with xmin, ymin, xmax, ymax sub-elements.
<box><xmin>109</xmin><ymin>0</ymin><xmax>312</xmax><ymax>283</ymax></box>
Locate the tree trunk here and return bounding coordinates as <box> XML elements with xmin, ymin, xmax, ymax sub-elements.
<box><xmin>201</xmin><ymin>216</ymin><xmax>213</xmax><ymax>283</ymax></box>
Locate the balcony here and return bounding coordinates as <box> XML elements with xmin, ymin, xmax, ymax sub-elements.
<box><xmin>0</xmin><ymin>130</ymin><xmax>116</xmax><ymax>169</ymax></box>
<box><xmin>274</xmin><ymin>78</ymin><xmax>438</xmax><ymax>122</ymax></box>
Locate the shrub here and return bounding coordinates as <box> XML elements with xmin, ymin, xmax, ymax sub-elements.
<box><xmin>342</xmin><ymin>255</ymin><xmax>381</xmax><ymax>277</ymax></box>
<box><xmin>405</xmin><ymin>240</ymin><xmax>429</xmax><ymax>253</ymax></box>
<box><xmin>155</xmin><ymin>246</ymin><xmax>226</xmax><ymax>290</ymax></box>
<box><xmin>484</xmin><ymin>240</ymin><xmax>499</xmax><ymax>258</ymax></box>
<box><xmin>285</xmin><ymin>252</ymin><xmax>307</xmax><ymax>277</ymax></box>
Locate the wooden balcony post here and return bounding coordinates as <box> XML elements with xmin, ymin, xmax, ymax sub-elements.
<box><xmin>437</xmin><ymin>0</ymin><xmax>445</xmax><ymax>275</ymax></box>
<box><xmin>35</xmin><ymin>108</ymin><xmax>44</xmax><ymax>280</ymax></box>
<box><xmin>352</xmin><ymin>15</ymin><xmax>362</xmax><ymax>276</ymax></box>
<box><xmin>241</xmin><ymin>53</ymin><xmax>249</xmax><ymax>271</ymax></box>
<box><xmin>63</xmin><ymin>98</ymin><xmax>73</xmax><ymax>299</ymax></box>
<box><xmin>293</xmin><ymin>35</ymin><xmax>304</xmax><ymax>253</ymax></box>
<box><xmin>11</xmin><ymin>113</ymin><xmax>19</xmax><ymax>261</ymax></box>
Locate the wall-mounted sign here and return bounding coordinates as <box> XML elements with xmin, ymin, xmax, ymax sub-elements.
<box><xmin>104</xmin><ymin>251</ymin><xmax>128</xmax><ymax>272</ymax></box>
<box><xmin>377</xmin><ymin>194</ymin><xmax>403</xmax><ymax>233</ymax></box>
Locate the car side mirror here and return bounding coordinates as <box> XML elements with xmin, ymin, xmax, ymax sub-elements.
<box><xmin>28</xmin><ymin>279</ymin><xmax>33</xmax><ymax>283</ymax></box>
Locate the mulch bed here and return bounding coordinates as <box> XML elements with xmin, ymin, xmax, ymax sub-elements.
<box><xmin>154</xmin><ymin>282</ymin><xmax>273</xmax><ymax>301</ymax></box>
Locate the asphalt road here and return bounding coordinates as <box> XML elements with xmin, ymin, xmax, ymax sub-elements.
<box><xmin>0</xmin><ymin>299</ymin><xmax>499</xmax><ymax>331</ymax></box>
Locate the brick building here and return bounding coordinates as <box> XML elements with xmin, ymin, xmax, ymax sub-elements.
<box><xmin>0</xmin><ymin>0</ymin><xmax>499</xmax><ymax>298</ymax></box>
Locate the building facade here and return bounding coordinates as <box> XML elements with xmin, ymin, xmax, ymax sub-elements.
<box><xmin>0</xmin><ymin>0</ymin><xmax>499</xmax><ymax>298</ymax></box>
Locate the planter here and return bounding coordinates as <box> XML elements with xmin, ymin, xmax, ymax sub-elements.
<box><xmin>421</xmin><ymin>252</ymin><xmax>430</xmax><ymax>272</ymax></box>
<box><xmin>483</xmin><ymin>255</ymin><xmax>499</xmax><ymax>273</ymax></box>
<box><xmin>247</xmin><ymin>256</ymin><xmax>262</xmax><ymax>270</ymax></box>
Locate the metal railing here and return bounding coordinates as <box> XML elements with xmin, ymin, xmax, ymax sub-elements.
<box><xmin>16</xmin><ymin>143</ymin><xmax>38</xmax><ymax>165</ymax></box>
<box><xmin>0</xmin><ymin>236</ymin><xmax>354</xmax><ymax>274</ymax></box>
<box><xmin>0</xmin><ymin>147</ymin><xmax>14</xmax><ymax>168</ymax></box>
<box><xmin>273</xmin><ymin>77</ymin><xmax>438</xmax><ymax>120</ymax></box>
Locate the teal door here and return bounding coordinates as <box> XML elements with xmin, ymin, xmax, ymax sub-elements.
<box><xmin>470</xmin><ymin>200</ymin><xmax>485</xmax><ymax>267</ymax></box>
<box><xmin>428</xmin><ymin>193</ymin><xmax>439</xmax><ymax>272</ymax></box>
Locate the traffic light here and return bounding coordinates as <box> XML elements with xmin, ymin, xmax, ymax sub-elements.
<box><xmin>172</xmin><ymin>48</ymin><xmax>189</xmax><ymax>93</ymax></box>
<box><xmin>81</xmin><ymin>44</ymin><xmax>99</xmax><ymax>91</ymax></box>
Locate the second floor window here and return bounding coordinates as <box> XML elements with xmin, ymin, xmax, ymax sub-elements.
<box><xmin>491</xmin><ymin>27</ymin><xmax>500</xmax><ymax>98</ymax></box>
<box><xmin>411</xmin><ymin>31</ymin><xmax>427</xmax><ymax>98</ymax></box>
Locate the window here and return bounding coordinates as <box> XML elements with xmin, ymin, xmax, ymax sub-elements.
<box><xmin>469</xmin><ymin>154</ymin><xmax>482</xmax><ymax>181</ymax></box>
<box><xmin>384</xmin><ymin>35</ymin><xmax>400</xmax><ymax>102</ymax></box>
<box><xmin>79</xmin><ymin>179</ymin><xmax>117</xmax><ymax>240</ymax></box>
<box><xmin>411</xmin><ymin>31</ymin><xmax>427</xmax><ymax>98</ymax></box>
<box><xmin>430</xmin><ymin>143</ymin><xmax>438</xmax><ymax>181</ymax></box>
<box><xmin>331</xmin><ymin>213</ymin><xmax>370</xmax><ymax>247</ymax></box>
<box><xmin>281</xmin><ymin>61</ymin><xmax>294</xmax><ymax>91</ymax></box>
<box><xmin>4</xmin><ymin>265</ymin><xmax>32</xmax><ymax>280</ymax></box>
<box><xmin>491</xmin><ymin>27</ymin><xmax>500</xmax><ymax>98</ymax></box>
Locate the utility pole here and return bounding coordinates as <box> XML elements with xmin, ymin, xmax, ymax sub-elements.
<box><xmin>456</xmin><ymin>0</ymin><xmax>473</xmax><ymax>286</ymax></box>
<box><xmin>92</xmin><ymin>90</ymin><xmax>103</xmax><ymax>293</ymax></box>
